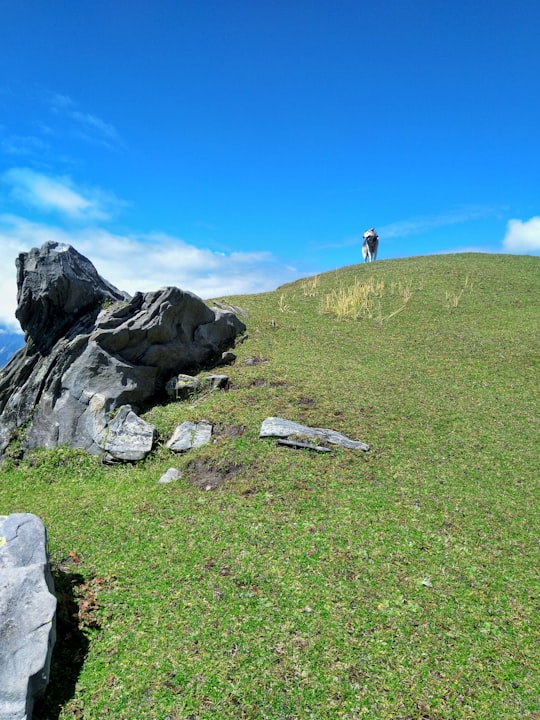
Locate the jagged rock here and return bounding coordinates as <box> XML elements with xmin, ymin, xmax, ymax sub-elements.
<box><xmin>0</xmin><ymin>513</ymin><xmax>56</xmax><ymax>720</ymax></box>
<box><xmin>158</xmin><ymin>467</ymin><xmax>182</xmax><ymax>484</ymax></box>
<box><xmin>0</xmin><ymin>242</ymin><xmax>246</xmax><ymax>460</ymax></box>
<box><xmin>259</xmin><ymin>417</ymin><xmax>370</xmax><ymax>451</ymax></box>
<box><xmin>166</xmin><ymin>421</ymin><xmax>213</xmax><ymax>452</ymax></box>
<box><xmin>16</xmin><ymin>241</ymin><xmax>129</xmax><ymax>352</ymax></box>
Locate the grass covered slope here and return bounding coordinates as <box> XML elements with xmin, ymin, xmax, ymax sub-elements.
<box><xmin>1</xmin><ymin>253</ymin><xmax>539</xmax><ymax>719</ymax></box>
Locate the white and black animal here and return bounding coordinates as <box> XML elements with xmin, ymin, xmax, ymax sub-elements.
<box><xmin>362</xmin><ymin>228</ymin><xmax>379</xmax><ymax>262</ymax></box>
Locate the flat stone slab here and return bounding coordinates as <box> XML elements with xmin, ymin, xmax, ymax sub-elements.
<box><xmin>0</xmin><ymin>513</ymin><xmax>57</xmax><ymax>720</ymax></box>
<box><xmin>260</xmin><ymin>417</ymin><xmax>369</xmax><ymax>452</ymax></box>
<box><xmin>95</xmin><ymin>405</ymin><xmax>157</xmax><ymax>461</ymax></box>
<box><xmin>166</xmin><ymin>421</ymin><xmax>213</xmax><ymax>452</ymax></box>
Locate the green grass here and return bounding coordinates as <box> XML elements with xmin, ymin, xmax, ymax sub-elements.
<box><xmin>2</xmin><ymin>253</ymin><xmax>539</xmax><ymax>719</ymax></box>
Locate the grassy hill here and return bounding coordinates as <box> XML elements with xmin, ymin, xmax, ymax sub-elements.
<box><xmin>1</xmin><ymin>253</ymin><xmax>539</xmax><ymax>719</ymax></box>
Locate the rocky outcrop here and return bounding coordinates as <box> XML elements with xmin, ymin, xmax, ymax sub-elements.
<box><xmin>0</xmin><ymin>242</ymin><xmax>246</xmax><ymax>460</ymax></box>
<box><xmin>0</xmin><ymin>513</ymin><xmax>57</xmax><ymax>720</ymax></box>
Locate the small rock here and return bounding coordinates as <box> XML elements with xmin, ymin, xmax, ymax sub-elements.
<box><xmin>158</xmin><ymin>468</ymin><xmax>182</xmax><ymax>484</ymax></box>
<box><xmin>244</xmin><ymin>356</ymin><xmax>268</xmax><ymax>366</ymax></box>
<box><xmin>166</xmin><ymin>421</ymin><xmax>213</xmax><ymax>452</ymax></box>
<box><xmin>201</xmin><ymin>374</ymin><xmax>229</xmax><ymax>390</ymax></box>
<box><xmin>165</xmin><ymin>374</ymin><xmax>201</xmax><ymax>400</ymax></box>
<box><xmin>217</xmin><ymin>351</ymin><xmax>236</xmax><ymax>366</ymax></box>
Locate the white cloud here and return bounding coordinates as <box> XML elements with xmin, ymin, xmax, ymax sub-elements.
<box><xmin>0</xmin><ymin>215</ymin><xmax>299</xmax><ymax>331</ymax></box>
<box><xmin>502</xmin><ymin>217</ymin><xmax>540</xmax><ymax>253</ymax></box>
<box><xmin>2</xmin><ymin>167</ymin><xmax>120</xmax><ymax>221</ymax></box>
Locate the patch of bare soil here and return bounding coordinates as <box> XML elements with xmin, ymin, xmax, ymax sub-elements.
<box><xmin>186</xmin><ymin>459</ymin><xmax>242</xmax><ymax>490</ymax></box>
<box><xmin>246</xmin><ymin>378</ymin><xmax>289</xmax><ymax>389</ymax></box>
<box><xmin>244</xmin><ymin>356</ymin><xmax>269</xmax><ymax>365</ymax></box>
<box><xmin>247</xmin><ymin>377</ymin><xmax>267</xmax><ymax>387</ymax></box>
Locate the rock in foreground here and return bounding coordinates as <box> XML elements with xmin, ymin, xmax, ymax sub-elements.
<box><xmin>0</xmin><ymin>242</ymin><xmax>246</xmax><ymax>460</ymax></box>
<box><xmin>0</xmin><ymin>513</ymin><xmax>57</xmax><ymax>720</ymax></box>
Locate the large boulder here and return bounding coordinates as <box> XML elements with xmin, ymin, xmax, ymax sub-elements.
<box><xmin>0</xmin><ymin>513</ymin><xmax>57</xmax><ymax>720</ymax></box>
<box><xmin>0</xmin><ymin>242</ymin><xmax>246</xmax><ymax>460</ymax></box>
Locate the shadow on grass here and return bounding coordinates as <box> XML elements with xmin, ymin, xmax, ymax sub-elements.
<box><xmin>33</xmin><ymin>565</ymin><xmax>94</xmax><ymax>720</ymax></box>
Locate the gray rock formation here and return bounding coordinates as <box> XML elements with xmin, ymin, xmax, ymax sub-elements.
<box><xmin>260</xmin><ymin>417</ymin><xmax>370</xmax><ymax>451</ymax></box>
<box><xmin>0</xmin><ymin>513</ymin><xmax>57</xmax><ymax>720</ymax></box>
<box><xmin>0</xmin><ymin>242</ymin><xmax>246</xmax><ymax>460</ymax></box>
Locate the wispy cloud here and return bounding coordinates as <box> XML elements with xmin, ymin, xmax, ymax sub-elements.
<box><xmin>0</xmin><ymin>215</ymin><xmax>299</xmax><ymax>331</ymax></box>
<box><xmin>318</xmin><ymin>207</ymin><xmax>499</xmax><ymax>250</ymax></box>
<box><xmin>0</xmin><ymin>133</ymin><xmax>50</xmax><ymax>156</ymax></box>
<box><xmin>2</xmin><ymin>167</ymin><xmax>124</xmax><ymax>221</ymax></box>
<box><xmin>377</xmin><ymin>207</ymin><xmax>497</xmax><ymax>239</ymax></box>
<box><xmin>502</xmin><ymin>217</ymin><xmax>540</xmax><ymax>253</ymax></box>
<box><xmin>47</xmin><ymin>92</ymin><xmax>124</xmax><ymax>150</ymax></box>
<box><xmin>0</xmin><ymin>90</ymin><xmax>124</xmax><ymax>165</ymax></box>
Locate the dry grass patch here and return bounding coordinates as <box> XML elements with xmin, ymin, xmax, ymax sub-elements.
<box><xmin>320</xmin><ymin>275</ymin><xmax>413</xmax><ymax>322</ymax></box>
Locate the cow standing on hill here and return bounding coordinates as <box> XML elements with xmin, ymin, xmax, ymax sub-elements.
<box><xmin>362</xmin><ymin>228</ymin><xmax>379</xmax><ymax>262</ymax></box>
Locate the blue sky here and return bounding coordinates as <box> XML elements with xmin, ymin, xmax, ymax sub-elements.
<box><xmin>1</xmin><ymin>0</ymin><xmax>539</xmax><ymax>331</ymax></box>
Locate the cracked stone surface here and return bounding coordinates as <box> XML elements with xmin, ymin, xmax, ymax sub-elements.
<box><xmin>0</xmin><ymin>513</ymin><xmax>57</xmax><ymax>720</ymax></box>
